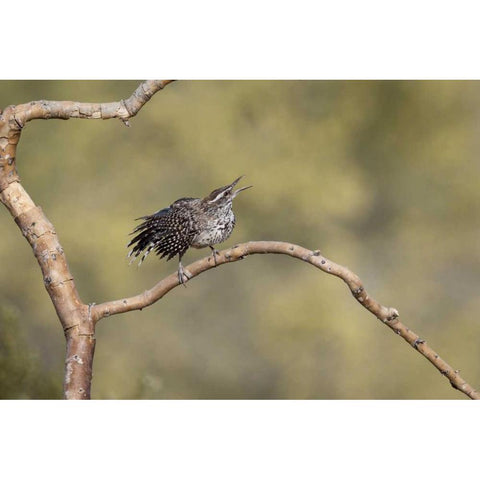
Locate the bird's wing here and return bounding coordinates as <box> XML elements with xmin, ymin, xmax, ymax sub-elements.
<box><xmin>128</xmin><ymin>203</ymin><xmax>196</xmax><ymax>264</ymax></box>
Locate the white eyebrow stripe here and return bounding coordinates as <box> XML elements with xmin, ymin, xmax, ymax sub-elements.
<box><xmin>208</xmin><ymin>191</ymin><xmax>225</xmax><ymax>203</ymax></box>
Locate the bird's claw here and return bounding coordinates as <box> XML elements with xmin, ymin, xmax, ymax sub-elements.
<box><xmin>210</xmin><ymin>247</ymin><xmax>220</xmax><ymax>266</ymax></box>
<box><xmin>178</xmin><ymin>264</ymin><xmax>192</xmax><ymax>287</ymax></box>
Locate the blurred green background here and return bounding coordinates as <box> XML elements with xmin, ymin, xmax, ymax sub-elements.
<box><xmin>1</xmin><ymin>80</ymin><xmax>479</xmax><ymax>399</ymax></box>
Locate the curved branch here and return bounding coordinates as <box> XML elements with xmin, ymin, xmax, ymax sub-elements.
<box><xmin>1</xmin><ymin>80</ymin><xmax>175</xmax><ymax>399</ymax></box>
<box><xmin>92</xmin><ymin>240</ymin><xmax>480</xmax><ymax>400</ymax></box>
<box><xmin>1</xmin><ymin>80</ymin><xmax>175</xmax><ymax>194</ymax></box>
<box><xmin>9</xmin><ymin>80</ymin><xmax>175</xmax><ymax>127</ymax></box>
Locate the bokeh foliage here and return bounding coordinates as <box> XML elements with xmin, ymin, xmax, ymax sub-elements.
<box><xmin>0</xmin><ymin>305</ymin><xmax>61</xmax><ymax>399</ymax></box>
<box><xmin>1</xmin><ymin>80</ymin><xmax>479</xmax><ymax>399</ymax></box>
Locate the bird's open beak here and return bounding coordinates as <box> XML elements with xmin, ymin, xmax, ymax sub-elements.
<box><xmin>229</xmin><ymin>175</ymin><xmax>245</xmax><ymax>188</ymax></box>
<box><xmin>233</xmin><ymin>185</ymin><xmax>253</xmax><ymax>197</ymax></box>
<box><xmin>230</xmin><ymin>176</ymin><xmax>252</xmax><ymax>197</ymax></box>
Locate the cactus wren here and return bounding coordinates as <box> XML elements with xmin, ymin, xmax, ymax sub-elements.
<box><xmin>127</xmin><ymin>176</ymin><xmax>252</xmax><ymax>284</ymax></box>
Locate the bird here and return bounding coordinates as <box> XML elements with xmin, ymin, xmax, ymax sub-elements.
<box><xmin>127</xmin><ymin>176</ymin><xmax>252</xmax><ymax>285</ymax></box>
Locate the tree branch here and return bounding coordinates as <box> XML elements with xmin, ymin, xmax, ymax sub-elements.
<box><xmin>2</xmin><ymin>81</ymin><xmax>478</xmax><ymax>399</ymax></box>
<box><xmin>91</xmin><ymin>241</ymin><xmax>480</xmax><ymax>400</ymax></box>
<box><xmin>0</xmin><ymin>80</ymin><xmax>175</xmax><ymax>398</ymax></box>
<box><xmin>7</xmin><ymin>80</ymin><xmax>175</xmax><ymax>127</ymax></box>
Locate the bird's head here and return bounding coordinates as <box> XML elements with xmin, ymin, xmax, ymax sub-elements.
<box><xmin>204</xmin><ymin>176</ymin><xmax>252</xmax><ymax>207</ymax></box>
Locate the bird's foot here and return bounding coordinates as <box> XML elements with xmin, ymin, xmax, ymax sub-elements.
<box><xmin>209</xmin><ymin>247</ymin><xmax>220</xmax><ymax>266</ymax></box>
<box><xmin>178</xmin><ymin>263</ymin><xmax>192</xmax><ymax>287</ymax></box>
